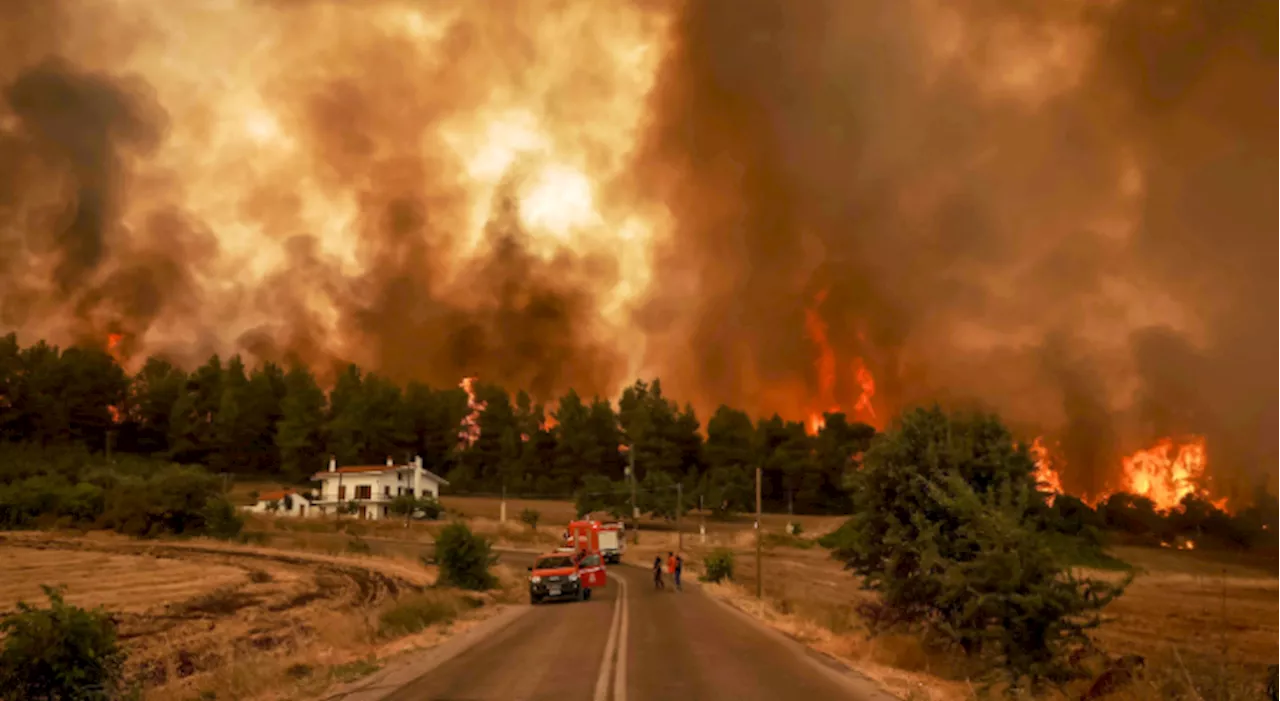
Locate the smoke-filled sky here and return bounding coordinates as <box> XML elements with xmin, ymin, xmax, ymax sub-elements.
<box><xmin>0</xmin><ymin>0</ymin><xmax>1275</xmax><ymax>497</ymax></box>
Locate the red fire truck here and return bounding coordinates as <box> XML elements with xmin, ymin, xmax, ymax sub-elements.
<box><xmin>527</xmin><ymin>549</ymin><xmax>606</xmax><ymax>603</ymax></box>
<box><xmin>564</xmin><ymin>519</ymin><xmax>626</xmax><ymax>564</ymax></box>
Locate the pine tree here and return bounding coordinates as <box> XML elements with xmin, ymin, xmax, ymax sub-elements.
<box><xmin>276</xmin><ymin>365</ymin><xmax>326</xmax><ymax>480</ymax></box>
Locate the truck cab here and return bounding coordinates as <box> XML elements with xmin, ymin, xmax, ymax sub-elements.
<box><xmin>527</xmin><ymin>550</ymin><xmax>607</xmax><ymax>604</ymax></box>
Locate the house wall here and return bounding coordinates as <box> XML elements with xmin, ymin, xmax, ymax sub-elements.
<box><xmin>312</xmin><ymin>465</ymin><xmax>445</xmax><ymax>521</ymax></box>
<box><xmin>247</xmin><ymin>496</ymin><xmax>315</xmax><ymax>518</ymax></box>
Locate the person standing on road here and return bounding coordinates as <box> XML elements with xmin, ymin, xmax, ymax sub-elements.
<box><xmin>652</xmin><ymin>555</ymin><xmax>665</xmax><ymax>590</ymax></box>
<box><xmin>674</xmin><ymin>553</ymin><xmax>684</xmax><ymax>591</ymax></box>
<box><xmin>666</xmin><ymin>552</ymin><xmax>677</xmax><ymax>592</ymax></box>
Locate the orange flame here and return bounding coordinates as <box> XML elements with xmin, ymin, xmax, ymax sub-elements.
<box><xmin>1030</xmin><ymin>436</ymin><xmax>1064</xmax><ymax>505</ymax></box>
<box><xmin>1121</xmin><ymin>436</ymin><xmax>1223</xmax><ymax>513</ymax></box>
<box><xmin>803</xmin><ymin>288</ymin><xmax>879</xmax><ymax>434</ymax></box>
<box><xmin>457</xmin><ymin>377</ymin><xmax>487</xmax><ymax>449</ymax></box>
<box><xmin>106</xmin><ymin>334</ymin><xmax>125</xmax><ymax>423</ymax></box>
<box><xmin>1030</xmin><ymin>434</ymin><xmax>1228</xmax><ymax>513</ymax></box>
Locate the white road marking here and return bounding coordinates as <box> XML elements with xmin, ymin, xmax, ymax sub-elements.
<box><xmin>612</xmin><ymin>574</ymin><xmax>629</xmax><ymax>701</ymax></box>
<box><xmin>593</xmin><ymin>575</ymin><xmax>625</xmax><ymax>701</ymax></box>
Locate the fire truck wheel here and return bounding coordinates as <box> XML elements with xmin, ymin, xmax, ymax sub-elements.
<box><xmin>584</xmin><ymin>588</ymin><xmax>592</xmax><ymax>601</ymax></box>
<box><xmin>575</xmin><ymin>588</ymin><xmax>585</xmax><ymax>602</ymax></box>
<box><xmin>530</xmin><ymin>595</ymin><xmax>541</xmax><ymax>606</ymax></box>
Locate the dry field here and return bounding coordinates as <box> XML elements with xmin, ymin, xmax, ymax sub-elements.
<box><xmin>439</xmin><ymin>494</ymin><xmax>848</xmax><ymax>536</ymax></box>
<box><xmin>666</xmin><ymin>533</ymin><xmax>1278</xmax><ymax>701</ymax></box>
<box><xmin>0</xmin><ymin>532</ymin><xmax>520</xmax><ymax>701</ymax></box>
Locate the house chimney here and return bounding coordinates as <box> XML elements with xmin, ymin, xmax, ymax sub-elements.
<box><xmin>328</xmin><ymin>456</ymin><xmax>336</xmax><ymax>472</ymax></box>
<box><xmin>386</xmin><ymin>455</ymin><xmax>393</xmax><ymax>467</ymax></box>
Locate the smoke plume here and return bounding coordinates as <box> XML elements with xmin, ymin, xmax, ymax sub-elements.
<box><xmin>0</xmin><ymin>0</ymin><xmax>1274</xmax><ymax>497</ymax></box>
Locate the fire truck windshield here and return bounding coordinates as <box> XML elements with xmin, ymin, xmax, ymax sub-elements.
<box><xmin>535</xmin><ymin>556</ymin><xmax>575</xmax><ymax>569</ymax></box>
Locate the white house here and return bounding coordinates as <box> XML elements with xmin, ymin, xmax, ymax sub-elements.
<box><xmin>311</xmin><ymin>456</ymin><xmax>449</xmax><ymax>520</ymax></box>
<box><xmin>246</xmin><ymin>489</ymin><xmax>316</xmax><ymax>518</ymax></box>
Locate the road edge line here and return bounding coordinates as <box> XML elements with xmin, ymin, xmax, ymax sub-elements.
<box><xmin>698</xmin><ymin>587</ymin><xmax>900</xmax><ymax>701</ymax></box>
<box><xmin>611</xmin><ymin>574</ymin><xmax>630</xmax><ymax>701</ymax></box>
<box><xmin>593</xmin><ymin>574</ymin><xmax>626</xmax><ymax>701</ymax></box>
<box><xmin>333</xmin><ymin>603</ymin><xmax>533</xmax><ymax>701</ymax></box>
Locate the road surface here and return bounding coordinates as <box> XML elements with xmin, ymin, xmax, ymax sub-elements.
<box><xmin>381</xmin><ymin>558</ymin><xmax>888</xmax><ymax>701</ymax></box>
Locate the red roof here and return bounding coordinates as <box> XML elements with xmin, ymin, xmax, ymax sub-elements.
<box><xmin>257</xmin><ymin>489</ymin><xmax>297</xmax><ymax>502</ymax></box>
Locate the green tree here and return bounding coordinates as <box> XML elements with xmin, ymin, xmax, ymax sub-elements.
<box><xmin>701</xmin><ymin>406</ymin><xmax>755</xmax><ymax>517</ymax></box>
<box><xmin>575</xmin><ymin>474</ymin><xmax>629</xmax><ymax>519</ymax></box>
<box><xmin>130</xmin><ymin>357</ymin><xmax>186</xmax><ymax>455</ymax></box>
<box><xmin>276</xmin><ymin>365</ymin><xmax>327</xmax><ymax>479</ymax></box>
<box><xmin>519</xmin><ymin>507</ymin><xmax>541</xmax><ymax>530</ymax></box>
<box><xmin>0</xmin><ymin>586</ymin><xmax>126</xmax><ymax>701</ymax></box>
<box><xmin>434</xmin><ymin>522</ymin><xmax>496</xmax><ymax>590</ymax></box>
<box><xmin>835</xmin><ymin>407</ymin><xmax>1129</xmax><ymax>685</ymax></box>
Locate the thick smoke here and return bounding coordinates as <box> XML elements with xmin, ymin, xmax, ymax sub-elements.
<box><xmin>0</xmin><ymin>0</ymin><xmax>637</xmax><ymax>398</ymax></box>
<box><xmin>634</xmin><ymin>0</ymin><xmax>1277</xmax><ymax>496</ymax></box>
<box><xmin>0</xmin><ymin>0</ymin><xmax>1274</xmax><ymax>496</ymax></box>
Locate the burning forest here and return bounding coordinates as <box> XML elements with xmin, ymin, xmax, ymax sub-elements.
<box><xmin>0</xmin><ymin>0</ymin><xmax>1275</xmax><ymax>509</ymax></box>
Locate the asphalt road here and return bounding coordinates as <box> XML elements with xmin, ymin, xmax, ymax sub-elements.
<box><xmin>383</xmin><ymin>557</ymin><xmax>887</xmax><ymax>701</ymax></box>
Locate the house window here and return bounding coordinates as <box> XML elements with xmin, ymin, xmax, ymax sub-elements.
<box><xmin>384</xmin><ymin>486</ymin><xmax>391</xmax><ymax>497</ymax></box>
<box><xmin>355</xmin><ymin>485</ymin><xmax>372</xmax><ymax>500</ymax></box>
<box><xmin>338</xmin><ymin>485</ymin><xmax>346</xmax><ymax>501</ymax></box>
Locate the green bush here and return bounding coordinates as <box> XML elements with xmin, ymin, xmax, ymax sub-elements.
<box><xmin>837</xmin><ymin>407</ymin><xmax>1129</xmax><ymax>687</ymax></box>
<box><xmin>434</xmin><ymin>522</ymin><xmax>496</xmax><ymax>591</ymax></box>
<box><xmin>0</xmin><ymin>586</ymin><xmax>127</xmax><ymax>701</ymax></box>
<box><xmin>519</xmin><ymin>508</ymin><xmax>540</xmax><ymax>530</ymax></box>
<box><xmin>702</xmin><ymin>548</ymin><xmax>734</xmax><ymax>583</ymax></box>
<box><xmin>388</xmin><ymin>494</ymin><xmax>444</xmax><ymax>521</ymax></box>
<box><xmin>378</xmin><ymin>594</ymin><xmax>459</xmax><ymax>637</ymax></box>
<box><xmin>203</xmin><ymin>496</ymin><xmax>245</xmax><ymax>540</ymax></box>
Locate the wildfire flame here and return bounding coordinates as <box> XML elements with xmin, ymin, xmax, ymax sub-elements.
<box><xmin>1121</xmin><ymin>436</ymin><xmax>1225</xmax><ymax>512</ymax></box>
<box><xmin>1030</xmin><ymin>434</ymin><xmax>1228</xmax><ymax>513</ymax></box>
<box><xmin>1030</xmin><ymin>436</ymin><xmax>1064</xmax><ymax>506</ymax></box>
<box><xmin>803</xmin><ymin>288</ymin><xmax>879</xmax><ymax>434</ymax></box>
<box><xmin>106</xmin><ymin>334</ymin><xmax>125</xmax><ymax>424</ymax></box>
<box><xmin>457</xmin><ymin>377</ymin><xmax>487</xmax><ymax>449</ymax></box>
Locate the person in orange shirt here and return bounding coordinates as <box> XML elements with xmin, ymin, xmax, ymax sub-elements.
<box><xmin>666</xmin><ymin>552</ymin><xmax>678</xmax><ymax>592</ymax></box>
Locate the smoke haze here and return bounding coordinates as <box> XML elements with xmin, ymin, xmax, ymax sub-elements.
<box><xmin>0</xmin><ymin>0</ymin><xmax>1274</xmax><ymax>497</ymax></box>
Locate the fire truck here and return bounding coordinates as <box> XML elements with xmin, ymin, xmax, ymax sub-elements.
<box><xmin>527</xmin><ymin>549</ymin><xmax>606</xmax><ymax>604</ymax></box>
<box><xmin>563</xmin><ymin>519</ymin><xmax>626</xmax><ymax>564</ymax></box>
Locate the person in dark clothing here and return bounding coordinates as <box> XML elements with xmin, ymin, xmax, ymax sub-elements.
<box><xmin>652</xmin><ymin>555</ymin><xmax>665</xmax><ymax>590</ymax></box>
<box><xmin>674</xmin><ymin>554</ymin><xmax>683</xmax><ymax>591</ymax></box>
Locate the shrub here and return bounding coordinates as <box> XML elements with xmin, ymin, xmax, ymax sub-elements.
<box><xmin>702</xmin><ymin>548</ymin><xmax>734</xmax><ymax>583</ymax></box>
<box><xmin>202</xmin><ymin>496</ymin><xmax>245</xmax><ymax>540</ymax></box>
<box><xmin>837</xmin><ymin>407</ymin><xmax>1129</xmax><ymax>687</ymax></box>
<box><xmin>0</xmin><ymin>586</ymin><xmax>126</xmax><ymax>701</ymax></box>
<box><xmin>519</xmin><ymin>508</ymin><xmax>540</xmax><ymax>530</ymax></box>
<box><xmin>378</xmin><ymin>594</ymin><xmax>458</xmax><ymax>637</ymax></box>
<box><xmin>388</xmin><ymin>494</ymin><xmax>443</xmax><ymax>520</ymax></box>
<box><xmin>346</xmin><ymin>537</ymin><xmax>372</xmax><ymax>555</ymax></box>
<box><xmin>434</xmin><ymin>522</ymin><xmax>496</xmax><ymax>591</ymax></box>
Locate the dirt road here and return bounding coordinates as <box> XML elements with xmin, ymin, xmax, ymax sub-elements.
<box><xmin>381</xmin><ymin>561</ymin><xmax>892</xmax><ymax>701</ymax></box>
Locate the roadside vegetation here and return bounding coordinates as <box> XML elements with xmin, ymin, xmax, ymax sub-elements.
<box><xmin>0</xmin><ymin>586</ymin><xmax>127</xmax><ymax>701</ymax></box>
<box><xmin>0</xmin><ymin>444</ymin><xmax>243</xmax><ymax>540</ymax></box>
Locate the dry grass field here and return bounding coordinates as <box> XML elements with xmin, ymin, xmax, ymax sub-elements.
<box><xmin>670</xmin><ymin>533</ymin><xmax>1278</xmax><ymax>701</ymax></box>
<box><xmin>0</xmin><ymin>532</ymin><xmax>521</xmax><ymax>701</ymax></box>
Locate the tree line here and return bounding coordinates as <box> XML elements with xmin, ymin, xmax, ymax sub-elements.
<box><xmin>0</xmin><ymin>333</ymin><xmax>873</xmax><ymax>514</ymax></box>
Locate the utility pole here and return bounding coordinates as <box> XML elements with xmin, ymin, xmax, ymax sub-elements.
<box><xmin>676</xmin><ymin>482</ymin><xmax>683</xmax><ymax>552</ymax></box>
<box><xmin>500</xmin><ymin>483</ymin><xmax>507</xmax><ymax>525</ymax></box>
<box><xmin>755</xmin><ymin>465</ymin><xmax>763</xmax><ymax>600</ymax></box>
<box><xmin>629</xmin><ymin>445</ymin><xmax>639</xmax><ymax>545</ymax></box>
